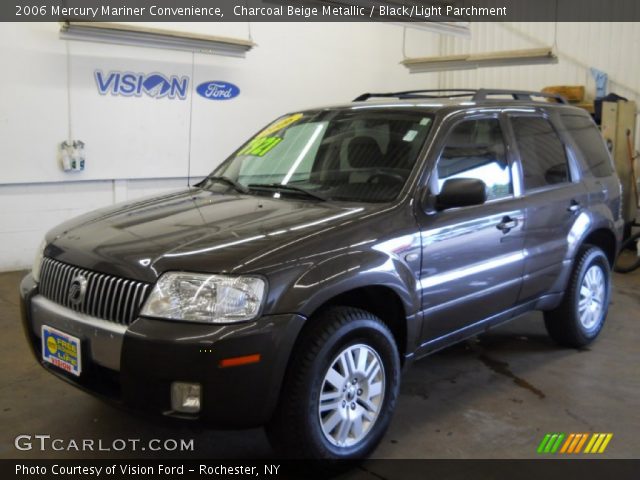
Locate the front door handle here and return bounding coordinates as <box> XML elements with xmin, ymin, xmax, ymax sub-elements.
<box><xmin>497</xmin><ymin>216</ymin><xmax>518</xmax><ymax>233</ymax></box>
<box><xmin>568</xmin><ymin>200</ymin><xmax>581</xmax><ymax>213</ymax></box>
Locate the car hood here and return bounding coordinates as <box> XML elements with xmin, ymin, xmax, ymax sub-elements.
<box><xmin>46</xmin><ymin>188</ymin><xmax>376</xmax><ymax>283</ymax></box>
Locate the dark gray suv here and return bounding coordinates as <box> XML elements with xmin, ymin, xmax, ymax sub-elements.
<box><xmin>20</xmin><ymin>89</ymin><xmax>623</xmax><ymax>459</ymax></box>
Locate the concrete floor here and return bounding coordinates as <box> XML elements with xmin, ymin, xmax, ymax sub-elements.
<box><xmin>1</xmin><ymin>269</ymin><xmax>638</xmax><ymax>461</ymax></box>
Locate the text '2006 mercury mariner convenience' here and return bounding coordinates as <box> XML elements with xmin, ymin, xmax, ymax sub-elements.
<box><xmin>21</xmin><ymin>89</ymin><xmax>623</xmax><ymax>459</ymax></box>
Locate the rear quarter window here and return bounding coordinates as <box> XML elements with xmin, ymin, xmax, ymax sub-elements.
<box><xmin>561</xmin><ymin>114</ymin><xmax>614</xmax><ymax>178</ymax></box>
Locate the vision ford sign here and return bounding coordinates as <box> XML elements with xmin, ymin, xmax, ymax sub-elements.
<box><xmin>94</xmin><ymin>71</ymin><xmax>189</xmax><ymax>100</ymax></box>
<box><xmin>196</xmin><ymin>81</ymin><xmax>240</xmax><ymax>100</ymax></box>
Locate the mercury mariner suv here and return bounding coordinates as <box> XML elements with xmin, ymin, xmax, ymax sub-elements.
<box><xmin>21</xmin><ymin>89</ymin><xmax>623</xmax><ymax>459</ymax></box>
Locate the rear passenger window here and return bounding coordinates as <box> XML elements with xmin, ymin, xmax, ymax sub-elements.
<box><xmin>435</xmin><ymin>118</ymin><xmax>512</xmax><ymax>201</ymax></box>
<box><xmin>512</xmin><ymin>117</ymin><xmax>570</xmax><ymax>190</ymax></box>
<box><xmin>561</xmin><ymin>114</ymin><xmax>614</xmax><ymax>178</ymax></box>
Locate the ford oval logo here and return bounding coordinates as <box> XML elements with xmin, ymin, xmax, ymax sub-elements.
<box><xmin>196</xmin><ymin>81</ymin><xmax>240</xmax><ymax>100</ymax></box>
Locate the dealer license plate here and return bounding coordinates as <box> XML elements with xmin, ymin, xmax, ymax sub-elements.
<box><xmin>41</xmin><ymin>325</ymin><xmax>82</xmax><ymax>377</ymax></box>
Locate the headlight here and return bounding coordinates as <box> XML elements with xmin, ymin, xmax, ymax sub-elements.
<box><xmin>141</xmin><ymin>272</ymin><xmax>266</xmax><ymax>324</ymax></box>
<box><xmin>32</xmin><ymin>239</ymin><xmax>46</xmax><ymax>283</ymax></box>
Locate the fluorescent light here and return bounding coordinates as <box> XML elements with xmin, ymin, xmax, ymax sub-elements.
<box><xmin>402</xmin><ymin>47</ymin><xmax>558</xmax><ymax>73</ymax></box>
<box><xmin>60</xmin><ymin>22</ymin><xmax>255</xmax><ymax>58</ymax></box>
<box><xmin>392</xmin><ymin>21</ymin><xmax>471</xmax><ymax>38</ymax></box>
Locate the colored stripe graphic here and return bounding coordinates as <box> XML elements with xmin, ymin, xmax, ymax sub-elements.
<box><xmin>537</xmin><ymin>433</ymin><xmax>552</xmax><ymax>453</ymax></box>
<box><xmin>550</xmin><ymin>433</ymin><xmax>565</xmax><ymax>453</ymax></box>
<box><xmin>545</xmin><ymin>434</ymin><xmax>559</xmax><ymax>453</ymax></box>
<box><xmin>584</xmin><ymin>433</ymin><xmax>599</xmax><ymax>453</ymax></box>
<box><xmin>560</xmin><ymin>433</ymin><xmax>575</xmax><ymax>453</ymax></box>
<box><xmin>537</xmin><ymin>433</ymin><xmax>565</xmax><ymax>454</ymax></box>
<box><xmin>574</xmin><ymin>433</ymin><xmax>589</xmax><ymax>453</ymax></box>
<box><xmin>539</xmin><ymin>433</ymin><xmax>613</xmax><ymax>454</ymax></box>
<box><xmin>567</xmin><ymin>433</ymin><xmax>582</xmax><ymax>453</ymax></box>
<box><xmin>585</xmin><ymin>433</ymin><xmax>614</xmax><ymax>454</ymax></box>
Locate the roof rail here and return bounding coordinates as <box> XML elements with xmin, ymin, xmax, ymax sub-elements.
<box><xmin>474</xmin><ymin>89</ymin><xmax>567</xmax><ymax>104</ymax></box>
<box><xmin>353</xmin><ymin>88</ymin><xmax>568</xmax><ymax>104</ymax></box>
<box><xmin>353</xmin><ymin>89</ymin><xmax>478</xmax><ymax>102</ymax></box>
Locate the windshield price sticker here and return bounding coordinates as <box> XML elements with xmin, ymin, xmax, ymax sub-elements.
<box><xmin>257</xmin><ymin>113</ymin><xmax>303</xmax><ymax>138</ymax></box>
<box><xmin>238</xmin><ymin>137</ymin><xmax>283</xmax><ymax>157</ymax></box>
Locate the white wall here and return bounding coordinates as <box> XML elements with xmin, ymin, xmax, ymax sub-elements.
<box><xmin>433</xmin><ymin>22</ymin><xmax>640</xmax><ymax>104</ymax></box>
<box><xmin>0</xmin><ymin>178</ymin><xmax>189</xmax><ymax>271</ymax></box>
<box><xmin>2</xmin><ymin>22</ymin><xmax>639</xmax><ymax>271</ymax></box>
<box><xmin>0</xmin><ymin>22</ymin><xmax>442</xmax><ymax>271</ymax></box>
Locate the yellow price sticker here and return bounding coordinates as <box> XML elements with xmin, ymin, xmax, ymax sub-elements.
<box><xmin>256</xmin><ymin>113</ymin><xmax>303</xmax><ymax>138</ymax></box>
<box><xmin>238</xmin><ymin>137</ymin><xmax>283</xmax><ymax>157</ymax></box>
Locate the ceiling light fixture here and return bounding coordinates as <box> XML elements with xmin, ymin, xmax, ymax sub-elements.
<box><xmin>60</xmin><ymin>22</ymin><xmax>255</xmax><ymax>58</ymax></box>
<box><xmin>392</xmin><ymin>21</ymin><xmax>471</xmax><ymax>38</ymax></box>
<box><xmin>402</xmin><ymin>47</ymin><xmax>558</xmax><ymax>73</ymax></box>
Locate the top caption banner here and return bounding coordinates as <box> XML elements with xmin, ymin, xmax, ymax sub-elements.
<box><xmin>5</xmin><ymin>0</ymin><xmax>640</xmax><ymax>22</ymax></box>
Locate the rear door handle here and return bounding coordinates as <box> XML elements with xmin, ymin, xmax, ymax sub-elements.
<box><xmin>497</xmin><ymin>216</ymin><xmax>518</xmax><ymax>233</ymax></box>
<box><xmin>568</xmin><ymin>200</ymin><xmax>580</xmax><ymax>213</ymax></box>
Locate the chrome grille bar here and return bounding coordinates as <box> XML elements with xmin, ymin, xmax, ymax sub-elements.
<box><xmin>38</xmin><ymin>257</ymin><xmax>151</xmax><ymax>326</ymax></box>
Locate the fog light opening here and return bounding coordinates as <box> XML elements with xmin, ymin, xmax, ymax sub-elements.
<box><xmin>171</xmin><ymin>382</ymin><xmax>201</xmax><ymax>413</ymax></box>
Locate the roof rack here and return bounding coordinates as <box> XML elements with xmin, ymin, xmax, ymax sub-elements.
<box><xmin>353</xmin><ymin>88</ymin><xmax>568</xmax><ymax>104</ymax></box>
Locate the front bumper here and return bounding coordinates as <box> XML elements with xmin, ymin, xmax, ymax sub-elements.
<box><xmin>20</xmin><ymin>274</ymin><xmax>305</xmax><ymax>428</ymax></box>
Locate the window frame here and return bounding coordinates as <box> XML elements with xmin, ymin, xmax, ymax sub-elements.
<box><xmin>557</xmin><ymin>112</ymin><xmax>615</xmax><ymax>179</ymax></box>
<box><xmin>506</xmin><ymin>110</ymin><xmax>580</xmax><ymax>195</ymax></box>
<box><xmin>426</xmin><ymin>111</ymin><xmax>520</xmax><ymax>208</ymax></box>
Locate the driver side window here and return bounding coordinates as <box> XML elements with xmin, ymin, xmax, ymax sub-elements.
<box><xmin>434</xmin><ymin>118</ymin><xmax>513</xmax><ymax>201</ymax></box>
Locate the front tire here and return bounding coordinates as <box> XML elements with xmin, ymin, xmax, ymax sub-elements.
<box><xmin>266</xmin><ymin>306</ymin><xmax>400</xmax><ymax>459</ymax></box>
<box><xmin>544</xmin><ymin>246</ymin><xmax>611</xmax><ymax>348</ymax></box>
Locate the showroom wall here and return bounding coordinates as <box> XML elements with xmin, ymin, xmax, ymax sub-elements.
<box><xmin>0</xmin><ymin>21</ymin><xmax>443</xmax><ymax>271</ymax></box>
<box><xmin>436</xmin><ymin>22</ymin><xmax>640</xmax><ymax>104</ymax></box>
<box><xmin>1</xmin><ymin>21</ymin><xmax>639</xmax><ymax>271</ymax></box>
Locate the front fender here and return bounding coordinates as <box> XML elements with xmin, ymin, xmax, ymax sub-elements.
<box><xmin>269</xmin><ymin>249</ymin><xmax>420</xmax><ymax>318</ymax></box>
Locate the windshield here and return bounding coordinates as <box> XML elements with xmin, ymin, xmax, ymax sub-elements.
<box><xmin>208</xmin><ymin>109</ymin><xmax>433</xmax><ymax>203</ymax></box>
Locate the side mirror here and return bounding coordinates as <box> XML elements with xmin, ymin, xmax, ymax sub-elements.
<box><xmin>436</xmin><ymin>178</ymin><xmax>487</xmax><ymax>211</ymax></box>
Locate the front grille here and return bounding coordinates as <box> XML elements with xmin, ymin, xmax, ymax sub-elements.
<box><xmin>39</xmin><ymin>257</ymin><xmax>151</xmax><ymax>325</ymax></box>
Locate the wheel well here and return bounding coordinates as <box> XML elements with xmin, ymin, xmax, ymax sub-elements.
<box><xmin>312</xmin><ymin>286</ymin><xmax>408</xmax><ymax>360</ymax></box>
<box><xmin>582</xmin><ymin>228</ymin><xmax>617</xmax><ymax>266</ymax></box>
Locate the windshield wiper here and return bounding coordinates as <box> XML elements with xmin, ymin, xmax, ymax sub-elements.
<box><xmin>247</xmin><ymin>183</ymin><xmax>327</xmax><ymax>201</ymax></box>
<box><xmin>205</xmin><ymin>176</ymin><xmax>250</xmax><ymax>194</ymax></box>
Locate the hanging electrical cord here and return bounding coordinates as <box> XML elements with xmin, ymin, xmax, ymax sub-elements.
<box><xmin>553</xmin><ymin>0</ymin><xmax>559</xmax><ymax>51</ymax></box>
<box><xmin>614</xmin><ymin>231</ymin><xmax>640</xmax><ymax>273</ymax></box>
<box><xmin>186</xmin><ymin>50</ymin><xmax>195</xmax><ymax>186</ymax></box>
<box><xmin>245</xmin><ymin>0</ymin><xmax>253</xmax><ymax>43</ymax></box>
<box><xmin>402</xmin><ymin>26</ymin><xmax>408</xmax><ymax>59</ymax></box>
<box><xmin>65</xmin><ymin>40</ymin><xmax>72</xmax><ymax>143</ymax></box>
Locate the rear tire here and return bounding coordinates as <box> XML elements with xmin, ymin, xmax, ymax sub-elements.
<box><xmin>544</xmin><ymin>246</ymin><xmax>611</xmax><ymax>348</ymax></box>
<box><xmin>266</xmin><ymin>306</ymin><xmax>400</xmax><ymax>459</ymax></box>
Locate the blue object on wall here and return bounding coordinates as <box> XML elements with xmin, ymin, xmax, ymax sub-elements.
<box><xmin>590</xmin><ymin>68</ymin><xmax>608</xmax><ymax>99</ymax></box>
<box><xmin>94</xmin><ymin>70</ymin><xmax>189</xmax><ymax>100</ymax></box>
<box><xmin>196</xmin><ymin>81</ymin><xmax>240</xmax><ymax>100</ymax></box>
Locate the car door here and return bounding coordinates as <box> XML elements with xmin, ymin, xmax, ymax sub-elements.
<box><xmin>416</xmin><ymin>112</ymin><xmax>526</xmax><ymax>346</ymax></box>
<box><xmin>506</xmin><ymin>111</ymin><xmax>590</xmax><ymax>303</ymax></box>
